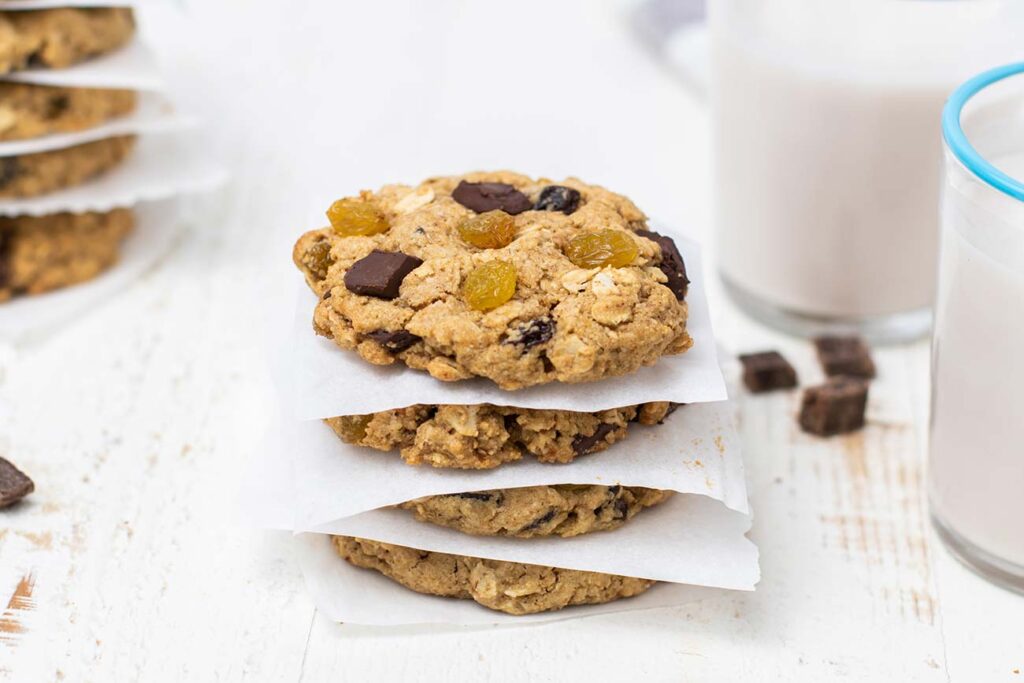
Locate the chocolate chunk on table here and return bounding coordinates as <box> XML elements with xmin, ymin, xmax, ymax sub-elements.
<box><xmin>799</xmin><ymin>376</ymin><xmax>869</xmax><ymax>436</ymax></box>
<box><xmin>738</xmin><ymin>351</ymin><xmax>798</xmax><ymax>393</ymax></box>
<box><xmin>0</xmin><ymin>457</ymin><xmax>34</xmax><ymax>508</ymax></box>
<box><xmin>814</xmin><ymin>335</ymin><xmax>876</xmax><ymax>378</ymax></box>
<box><xmin>344</xmin><ymin>250</ymin><xmax>423</xmax><ymax>299</ymax></box>
<box><xmin>452</xmin><ymin>181</ymin><xmax>532</xmax><ymax>215</ymax></box>
<box><xmin>534</xmin><ymin>185</ymin><xmax>581</xmax><ymax>214</ymax></box>
<box><xmin>636</xmin><ymin>230</ymin><xmax>689</xmax><ymax>300</ymax></box>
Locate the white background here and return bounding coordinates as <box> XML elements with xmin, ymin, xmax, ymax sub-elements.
<box><xmin>0</xmin><ymin>0</ymin><xmax>1021</xmax><ymax>681</ymax></box>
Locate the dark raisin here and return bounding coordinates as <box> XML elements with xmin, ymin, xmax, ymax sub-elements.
<box><xmin>522</xmin><ymin>509</ymin><xmax>557</xmax><ymax>531</ymax></box>
<box><xmin>503</xmin><ymin>317</ymin><xmax>555</xmax><ymax>348</ymax></box>
<box><xmin>363</xmin><ymin>329</ymin><xmax>421</xmax><ymax>354</ymax></box>
<box><xmin>534</xmin><ymin>185</ymin><xmax>581</xmax><ymax>214</ymax></box>
<box><xmin>613</xmin><ymin>498</ymin><xmax>629</xmax><ymax>519</ymax></box>
<box><xmin>0</xmin><ymin>225</ymin><xmax>11</xmax><ymax>288</ymax></box>
<box><xmin>540</xmin><ymin>354</ymin><xmax>555</xmax><ymax>373</ymax></box>
<box><xmin>449</xmin><ymin>491</ymin><xmax>493</xmax><ymax>502</ymax></box>
<box><xmin>46</xmin><ymin>94</ymin><xmax>70</xmax><ymax>119</ymax></box>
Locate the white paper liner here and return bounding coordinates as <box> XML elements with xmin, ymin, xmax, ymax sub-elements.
<box><xmin>242</xmin><ymin>398</ymin><xmax>759</xmax><ymax>617</ymax></box>
<box><xmin>0</xmin><ymin>197</ymin><xmax>182</xmax><ymax>341</ymax></box>
<box><xmin>295</xmin><ymin>532</ymin><xmax>743</xmax><ymax>626</ymax></box>
<box><xmin>283</xmin><ymin>234</ymin><xmax>728</xmax><ymax>417</ymax></box>
<box><xmin>312</xmin><ymin>494</ymin><xmax>757</xmax><ymax>588</ymax></box>
<box><xmin>1</xmin><ymin>39</ymin><xmax>162</xmax><ymax>90</ymax></box>
<box><xmin>277</xmin><ymin>400</ymin><xmax>748</xmax><ymax>528</ymax></box>
<box><xmin>0</xmin><ymin>131</ymin><xmax>228</xmax><ymax>217</ymax></box>
<box><xmin>0</xmin><ymin>92</ymin><xmax>196</xmax><ymax>156</ymax></box>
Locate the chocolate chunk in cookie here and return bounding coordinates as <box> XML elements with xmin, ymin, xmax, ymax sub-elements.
<box><xmin>343</xmin><ymin>250</ymin><xmax>423</xmax><ymax>299</ymax></box>
<box><xmin>503</xmin><ymin>317</ymin><xmax>555</xmax><ymax>348</ymax></box>
<box><xmin>449</xmin><ymin>491</ymin><xmax>497</xmax><ymax>502</ymax></box>
<box><xmin>799</xmin><ymin>376</ymin><xmax>869</xmax><ymax>436</ymax></box>
<box><xmin>0</xmin><ymin>158</ymin><xmax>20</xmax><ymax>189</ymax></box>
<box><xmin>534</xmin><ymin>185</ymin><xmax>581</xmax><ymax>214</ymax></box>
<box><xmin>0</xmin><ymin>226</ymin><xmax>11</xmax><ymax>288</ymax></box>
<box><xmin>814</xmin><ymin>335</ymin><xmax>876</xmax><ymax>379</ymax></box>
<box><xmin>572</xmin><ymin>423</ymin><xmax>617</xmax><ymax>456</ymax></box>
<box><xmin>739</xmin><ymin>351</ymin><xmax>798</xmax><ymax>393</ymax></box>
<box><xmin>364</xmin><ymin>329</ymin><xmax>421</xmax><ymax>354</ymax></box>
<box><xmin>452</xmin><ymin>181</ymin><xmax>532</xmax><ymax>215</ymax></box>
<box><xmin>636</xmin><ymin>230</ymin><xmax>689</xmax><ymax>301</ymax></box>
<box><xmin>0</xmin><ymin>458</ymin><xmax>34</xmax><ymax>508</ymax></box>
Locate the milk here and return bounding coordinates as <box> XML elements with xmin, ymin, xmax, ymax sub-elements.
<box><xmin>713</xmin><ymin>36</ymin><xmax>948</xmax><ymax>319</ymax></box>
<box><xmin>708</xmin><ymin>0</ymin><xmax>1021</xmax><ymax>334</ymax></box>
<box><xmin>929</xmin><ymin>152</ymin><xmax>1024</xmax><ymax>571</ymax></box>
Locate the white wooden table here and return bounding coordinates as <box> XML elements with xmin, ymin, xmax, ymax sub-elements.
<box><xmin>1</xmin><ymin>1</ymin><xmax>1021</xmax><ymax>680</ymax></box>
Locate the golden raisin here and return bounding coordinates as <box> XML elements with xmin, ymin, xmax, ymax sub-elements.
<box><xmin>457</xmin><ymin>210</ymin><xmax>516</xmax><ymax>249</ymax></box>
<box><xmin>335</xmin><ymin>415</ymin><xmax>372</xmax><ymax>442</ymax></box>
<box><xmin>463</xmin><ymin>260</ymin><xmax>517</xmax><ymax>311</ymax></box>
<box><xmin>565</xmin><ymin>229</ymin><xmax>638</xmax><ymax>268</ymax></box>
<box><xmin>326</xmin><ymin>198</ymin><xmax>388</xmax><ymax>236</ymax></box>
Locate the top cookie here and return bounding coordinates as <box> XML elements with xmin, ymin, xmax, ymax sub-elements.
<box><xmin>0</xmin><ymin>8</ymin><xmax>135</xmax><ymax>74</ymax></box>
<box><xmin>294</xmin><ymin>171</ymin><xmax>693</xmax><ymax>391</ymax></box>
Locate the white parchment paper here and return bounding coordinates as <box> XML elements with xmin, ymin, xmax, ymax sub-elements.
<box><xmin>242</xmin><ymin>398</ymin><xmax>759</xmax><ymax>621</ymax></box>
<box><xmin>275</xmin><ymin>400</ymin><xmax>748</xmax><ymax>527</ymax></box>
<box><xmin>312</xmin><ymin>493</ymin><xmax>757</xmax><ymax>587</ymax></box>
<box><xmin>0</xmin><ymin>198</ymin><xmax>182</xmax><ymax>341</ymax></box>
<box><xmin>0</xmin><ymin>92</ymin><xmax>196</xmax><ymax>156</ymax></box>
<box><xmin>283</xmin><ymin>234</ymin><xmax>728</xmax><ymax>417</ymax></box>
<box><xmin>1</xmin><ymin>39</ymin><xmax>162</xmax><ymax>90</ymax></box>
<box><xmin>0</xmin><ymin>131</ymin><xmax>227</xmax><ymax>217</ymax></box>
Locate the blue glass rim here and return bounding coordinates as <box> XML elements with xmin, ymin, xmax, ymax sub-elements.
<box><xmin>943</xmin><ymin>62</ymin><xmax>1024</xmax><ymax>203</ymax></box>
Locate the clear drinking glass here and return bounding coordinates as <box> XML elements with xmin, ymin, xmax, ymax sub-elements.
<box><xmin>929</xmin><ymin>63</ymin><xmax>1024</xmax><ymax>593</ymax></box>
<box><xmin>709</xmin><ymin>0</ymin><xmax>1022</xmax><ymax>342</ymax></box>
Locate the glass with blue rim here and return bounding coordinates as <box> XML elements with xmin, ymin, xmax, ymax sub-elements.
<box><xmin>929</xmin><ymin>62</ymin><xmax>1024</xmax><ymax>593</ymax></box>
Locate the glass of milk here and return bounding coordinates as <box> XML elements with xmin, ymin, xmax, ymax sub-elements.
<box><xmin>929</xmin><ymin>63</ymin><xmax>1024</xmax><ymax>592</ymax></box>
<box><xmin>709</xmin><ymin>0</ymin><xmax>1022</xmax><ymax>342</ymax></box>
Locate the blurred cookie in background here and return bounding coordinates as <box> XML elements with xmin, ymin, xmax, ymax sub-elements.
<box><xmin>0</xmin><ymin>206</ymin><xmax>134</xmax><ymax>301</ymax></box>
<box><xmin>0</xmin><ymin>82</ymin><xmax>136</xmax><ymax>141</ymax></box>
<box><xmin>0</xmin><ymin>134</ymin><xmax>135</xmax><ymax>198</ymax></box>
<box><xmin>0</xmin><ymin>7</ymin><xmax>134</xmax><ymax>74</ymax></box>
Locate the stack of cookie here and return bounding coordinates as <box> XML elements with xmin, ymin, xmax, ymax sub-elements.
<box><xmin>282</xmin><ymin>172</ymin><xmax>757</xmax><ymax>619</ymax></box>
<box><xmin>0</xmin><ymin>5</ymin><xmax>137</xmax><ymax>302</ymax></box>
<box><xmin>0</xmin><ymin>3</ymin><xmax>221</xmax><ymax>314</ymax></box>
